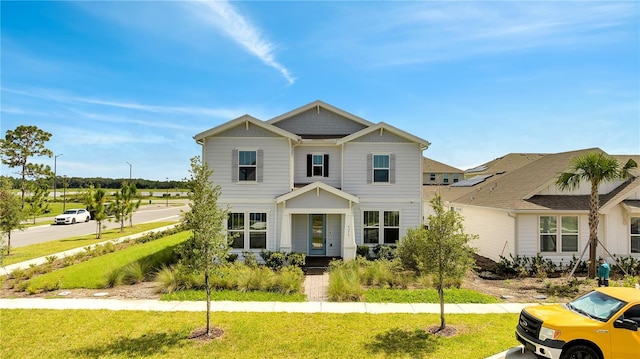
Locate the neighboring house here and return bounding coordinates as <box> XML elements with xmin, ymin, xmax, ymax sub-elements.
<box><xmin>438</xmin><ymin>148</ymin><xmax>640</xmax><ymax>265</ymax></box>
<box><xmin>422</xmin><ymin>157</ymin><xmax>464</xmax><ymax>185</ymax></box>
<box><xmin>465</xmin><ymin>152</ymin><xmax>546</xmax><ymax>179</ymax></box>
<box><xmin>194</xmin><ymin>100</ymin><xmax>430</xmax><ymax>259</ymax></box>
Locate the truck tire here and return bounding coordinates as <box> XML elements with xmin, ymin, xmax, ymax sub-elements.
<box><xmin>560</xmin><ymin>344</ymin><xmax>601</xmax><ymax>359</ymax></box>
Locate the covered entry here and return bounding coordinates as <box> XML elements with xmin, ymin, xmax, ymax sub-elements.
<box><xmin>277</xmin><ymin>182</ymin><xmax>359</xmax><ymax>259</ymax></box>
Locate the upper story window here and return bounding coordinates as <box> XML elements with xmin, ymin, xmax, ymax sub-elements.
<box><xmin>367</xmin><ymin>153</ymin><xmax>395</xmax><ymax>184</ymax></box>
<box><xmin>540</xmin><ymin>216</ymin><xmax>578</xmax><ymax>252</ymax></box>
<box><xmin>631</xmin><ymin>217</ymin><xmax>640</xmax><ymax>253</ymax></box>
<box><xmin>373</xmin><ymin>155</ymin><xmax>389</xmax><ymax>182</ymax></box>
<box><xmin>239</xmin><ymin>151</ymin><xmax>257</xmax><ymax>181</ymax></box>
<box><xmin>429</xmin><ymin>173</ymin><xmax>436</xmax><ymax>181</ymax></box>
<box><xmin>232</xmin><ymin>149</ymin><xmax>263</xmax><ymax>183</ymax></box>
<box><xmin>307</xmin><ymin>154</ymin><xmax>329</xmax><ymax>177</ymax></box>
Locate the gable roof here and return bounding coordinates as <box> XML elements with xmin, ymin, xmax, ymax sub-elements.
<box><xmin>276</xmin><ymin>181</ymin><xmax>359</xmax><ymax>204</ymax></box>
<box><xmin>449</xmin><ymin>148</ymin><xmax>612</xmax><ymax>210</ymax></box>
<box><xmin>423</xmin><ymin>157</ymin><xmax>463</xmax><ymax>173</ymax></box>
<box><xmin>193</xmin><ymin>114</ymin><xmax>300</xmax><ymax>142</ymax></box>
<box><xmin>267</xmin><ymin>100</ymin><xmax>374</xmax><ymax>128</ymax></box>
<box><xmin>465</xmin><ymin>152</ymin><xmax>546</xmax><ymax>175</ymax></box>
<box><xmin>336</xmin><ymin>122</ymin><xmax>430</xmax><ymax>148</ymax></box>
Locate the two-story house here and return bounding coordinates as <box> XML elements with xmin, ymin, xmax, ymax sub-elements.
<box><xmin>194</xmin><ymin>101</ymin><xmax>430</xmax><ymax>259</ymax></box>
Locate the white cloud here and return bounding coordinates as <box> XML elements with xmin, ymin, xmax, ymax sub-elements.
<box><xmin>188</xmin><ymin>0</ymin><xmax>295</xmax><ymax>84</ymax></box>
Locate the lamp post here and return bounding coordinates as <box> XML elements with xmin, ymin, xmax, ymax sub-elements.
<box><xmin>62</xmin><ymin>175</ymin><xmax>67</xmax><ymax>212</ymax></box>
<box><xmin>54</xmin><ymin>154</ymin><xmax>63</xmax><ymax>202</ymax></box>
<box><xmin>166</xmin><ymin>177</ymin><xmax>169</xmax><ymax>207</ymax></box>
<box><xmin>126</xmin><ymin>162</ymin><xmax>132</xmax><ymax>182</ymax></box>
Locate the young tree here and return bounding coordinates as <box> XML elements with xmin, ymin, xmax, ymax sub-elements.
<box><xmin>24</xmin><ymin>180</ymin><xmax>50</xmax><ymax>224</ymax></box>
<box><xmin>0</xmin><ymin>177</ymin><xmax>25</xmax><ymax>255</ymax></box>
<box><xmin>83</xmin><ymin>185</ymin><xmax>108</xmax><ymax>239</ymax></box>
<box><xmin>0</xmin><ymin>125</ymin><xmax>53</xmax><ymax>208</ymax></box>
<box><xmin>397</xmin><ymin>193</ymin><xmax>476</xmax><ymax>333</ymax></box>
<box><xmin>180</xmin><ymin>156</ymin><xmax>230</xmax><ymax>337</ymax></box>
<box><xmin>556</xmin><ymin>152</ymin><xmax>637</xmax><ymax>278</ymax></box>
<box><xmin>108</xmin><ymin>182</ymin><xmax>140</xmax><ymax>232</ymax></box>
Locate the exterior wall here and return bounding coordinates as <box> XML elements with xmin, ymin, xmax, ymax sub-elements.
<box><xmin>457</xmin><ymin>206</ymin><xmax>516</xmax><ymax>262</ymax></box>
<box><xmin>326</xmin><ymin>214</ymin><xmax>342</xmax><ymax>257</ymax></box>
<box><xmin>423</xmin><ymin>172</ymin><xmax>463</xmax><ymax>185</ymax></box>
<box><xmin>292</xmin><ymin>214</ymin><xmax>308</xmax><ymax>253</ymax></box>
<box><xmin>351</xmin><ymin>130</ymin><xmax>411</xmax><ymax>143</ymax></box>
<box><xmin>516</xmin><ymin>213</ymin><xmax>592</xmax><ymax>265</ymax></box>
<box><xmin>293</xmin><ymin>145</ymin><xmax>341</xmax><ymax>188</ymax></box>
<box><xmin>603</xmin><ymin>204</ymin><xmax>639</xmax><ymax>257</ymax></box>
<box><xmin>204</xmin><ymin>136</ymin><xmax>291</xmax><ymax>200</ymax></box>
<box><xmin>271</xmin><ymin>108</ymin><xmax>367</xmax><ymax>136</ymax></box>
<box><xmin>223</xmin><ymin>202</ymin><xmax>277</xmax><ymax>252</ymax></box>
<box><xmin>284</xmin><ymin>190</ymin><xmax>351</xmax><ymax>209</ymax></box>
<box><xmin>290</xmin><ymin>213</ymin><xmax>342</xmax><ymax>257</ymax></box>
<box><xmin>353</xmin><ymin>202</ymin><xmax>422</xmax><ymax>246</ymax></box>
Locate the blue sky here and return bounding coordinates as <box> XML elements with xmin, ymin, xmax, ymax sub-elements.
<box><xmin>2</xmin><ymin>1</ymin><xmax>638</xmax><ymax>181</ymax></box>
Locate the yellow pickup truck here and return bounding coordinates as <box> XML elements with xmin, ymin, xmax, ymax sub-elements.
<box><xmin>516</xmin><ymin>287</ymin><xmax>640</xmax><ymax>359</ymax></box>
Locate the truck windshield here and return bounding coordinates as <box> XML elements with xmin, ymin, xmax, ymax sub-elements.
<box><xmin>568</xmin><ymin>291</ymin><xmax>627</xmax><ymax>322</ymax></box>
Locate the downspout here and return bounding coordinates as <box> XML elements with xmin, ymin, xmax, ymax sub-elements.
<box><xmin>508</xmin><ymin>211</ymin><xmax>517</xmax><ymax>257</ymax></box>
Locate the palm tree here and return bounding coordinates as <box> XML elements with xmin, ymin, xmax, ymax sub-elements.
<box><xmin>556</xmin><ymin>152</ymin><xmax>637</xmax><ymax>277</ymax></box>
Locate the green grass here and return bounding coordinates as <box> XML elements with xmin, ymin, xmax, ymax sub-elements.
<box><xmin>162</xmin><ymin>289</ymin><xmax>307</xmax><ymax>302</ymax></box>
<box><xmin>23</xmin><ymin>231</ymin><xmax>191</xmax><ymax>290</ymax></box>
<box><xmin>364</xmin><ymin>288</ymin><xmax>500</xmax><ymax>304</ymax></box>
<box><xmin>0</xmin><ymin>309</ymin><xmax>519</xmax><ymax>358</ymax></box>
<box><xmin>2</xmin><ymin>221</ymin><xmax>178</xmax><ymax>266</ymax></box>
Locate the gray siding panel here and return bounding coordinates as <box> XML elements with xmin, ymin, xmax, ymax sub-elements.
<box><xmin>292</xmin><ymin>214</ymin><xmax>308</xmax><ymax>253</ymax></box>
<box><xmin>218</xmin><ymin>123</ymin><xmax>280</xmax><ymax>137</ymax></box>
<box><xmin>294</xmin><ymin>146</ymin><xmax>341</xmax><ymax>188</ymax></box>
<box><xmin>352</xmin><ymin>130</ymin><xmax>411</xmax><ymax>143</ymax></box>
<box><xmin>285</xmin><ymin>190</ymin><xmax>352</xmax><ymax>209</ymax></box>
<box><xmin>272</xmin><ymin>108</ymin><xmax>367</xmax><ymax>137</ymax></box>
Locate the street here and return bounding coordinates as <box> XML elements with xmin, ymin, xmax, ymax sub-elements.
<box><xmin>11</xmin><ymin>203</ymin><xmax>189</xmax><ymax>247</ymax></box>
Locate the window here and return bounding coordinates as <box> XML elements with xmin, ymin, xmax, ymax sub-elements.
<box><xmin>363</xmin><ymin>211</ymin><xmax>379</xmax><ymax>244</ymax></box>
<box><xmin>228</xmin><ymin>213</ymin><xmax>244</xmax><ymax>249</ymax></box>
<box><xmin>443</xmin><ymin>173</ymin><xmax>449</xmax><ymax>184</ymax></box>
<box><xmin>453</xmin><ymin>174</ymin><xmax>459</xmax><ymax>183</ymax></box>
<box><xmin>228</xmin><ymin>212</ymin><xmax>267</xmax><ymax>250</ymax></box>
<box><xmin>373</xmin><ymin>155</ymin><xmax>389</xmax><ymax>183</ymax></box>
<box><xmin>540</xmin><ymin>216</ymin><xmax>578</xmax><ymax>252</ymax></box>
<box><xmin>249</xmin><ymin>213</ymin><xmax>267</xmax><ymax>249</ymax></box>
<box><xmin>561</xmin><ymin>216</ymin><xmax>578</xmax><ymax>252</ymax></box>
<box><xmin>383</xmin><ymin>211</ymin><xmax>400</xmax><ymax>244</ymax></box>
<box><xmin>306</xmin><ymin>154</ymin><xmax>329</xmax><ymax>177</ymax></box>
<box><xmin>430</xmin><ymin>173</ymin><xmax>436</xmax><ymax>181</ymax></box>
<box><xmin>631</xmin><ymin>217</ymin><xmax>640</xmax><ymax>253</ymax></box>
<box><xmin>238</xmin><ymin>151</ymin><xmax>257</xmax><ymax>181</ymax></box>
<box><xmin>363</xmin><ymin>210</ymin><xmax>400</xmax><ymax>244</ymax></box>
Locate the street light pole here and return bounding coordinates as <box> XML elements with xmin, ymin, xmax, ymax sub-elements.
<box><xmin>63</xmin><ymin>175</ymin><xmax>67</xmax><ymax>212</ymax></box>
<box><xmin>166</xmin><ymin>177</ymin><xmax>169</xmax><ymax>207</ymax></box>
<box><xmin>54</xmin><ymin>154</ymin><xmax>63</xmax><ymax>202</ymax></box>
<box><xmin>126</xmin><ymin>162</ymin><xmax>132</xmax><ymax>182</ymax></box>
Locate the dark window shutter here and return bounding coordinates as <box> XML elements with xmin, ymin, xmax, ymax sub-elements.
<box><xmin>367</xmin><ymin>154</ymin><xmax>372</xmax><ymax>184</ymax></box>
<box><xmin>307</xmin><ymin>154</ymin><xmax>312</xmax><ymax>177</ymax></box>
<box><xmin>389</xmin><ymin>154</ymin><xmax>396</xmax><ymax>184</ymax></box>
<box><xmin>323</xmin><ymin>154</ymin><xmax>329</xmax><ymax>177</ymax></box>
<box><xmin>232</xmin><ymin>149</ymin><xmax>238</xmax><ymax>182</ymax></box>
<box><xmin>257</xmin><ymin>149</ymin><xmax>264</xmax><ymax>182</ymax></box>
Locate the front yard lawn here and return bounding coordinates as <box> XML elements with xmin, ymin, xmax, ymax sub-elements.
<box><xmin>0</xmin><ymin>309</ymin><xmax>519</xmax><ymax>358</ymax></box>
<box><xmin>365</xmin><ymin>288</ymin><xmax>500</xmax><ymax>303</ymax></box>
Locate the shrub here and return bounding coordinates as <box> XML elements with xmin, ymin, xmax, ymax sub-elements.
<box><xmin>45</xmin><ymin>255</ymin><xmax>58</xmax><ymax>264</ymax></box>
<box><xmin>227</xmin><ymin>253</ymin><xmax>239</xmax><ymax>263</ymax></box>
<box><xmin>356</xmin><ymin>245</ymin><xmax>370</xmax><ymax>259</ymax></box>
<box><xmin>273</xmin><ymin>266</ymin><xmax>304</xmax><ymax>294</ymax></box>
<box><xmin>243</xmin><ymin>251</ymin><xmax>258</xmax><ymax>268</ymax></box>
<box><xmin>614</xmin><ymin>255</ymin><xmax>640</xmax><ymax>277</ymax></box>
<box><xmin>261</xmin><ymin>250</ymin><xmax>286</xmax><ymax>271</ymax></box>
<box><xmin>105</xmin><ymin>269</ymin><xmax>124</xmax><ymax>288</ymax></box>
<box><xmin>155</xmin><ymin>265</ymin><xmax>178</xmax><ymax>294</ymax></box>
<box><xmin>287</xmin><ymin>252</ymin><xmax>306</xmax><ymax>268</ymax></box>
<box><xmin>372</xmin><ymin>245</ymin><xmax>396</xmax><ymax>260</ymax></box>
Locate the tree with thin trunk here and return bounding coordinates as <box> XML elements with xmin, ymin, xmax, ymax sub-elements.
<box><xmin>397</xmin><ymin>193</ymin><xmax>476</xmax><ymax>333</ymax></box>
<box><xmin>109</xmin><ymin>182</ymin><xmax>140</xmax><ymax>232</ymax></box>
<box><xmin>24</xmin><ymin>180</ymin><xmax>50</xmax><ymax>224</ymax></box>
<box><xmin>180</xmin><ymin>156</ymin><xmax>230</xmax><ymax>337</ymax></box>
<box><xmin>0</xmin><ymin>177</ymin><xmax>25</xmax><ymax>255</ymax></box>
<box><xmin>0</xmin><ymin>125</ymin><xmax>53</xmax><ymax>208</ymax></box>
<box><xmin>83</xmin><ymin>185</ymin><xmax>108</xmax><ymax>239</ymax></box>
<box><xmin>556</xmin><ymin>152</ymin><xmax>637</xmax><ymax>278</ymax></box>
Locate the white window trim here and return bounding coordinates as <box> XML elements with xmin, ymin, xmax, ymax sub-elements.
<box><xmin>630</xmin><ymin>216</ymin><xmax>640</xmax><ymax>254</ymax></box>
<box><xmin>238</xmin><ymin>149</ymin><xmax>258</xmax><ymax>182</ymax></box>
<box><xmin>362</xmin><ymin>209</ymin><xmax>400</xmax><ymax>245</ymax></box>
<box><xmin>539</xmin><ymin>215</ymin><xmax>579</xmax><ymax>253</ymax></box>
<box><xmin>228</xmin><ymin>211</ymin><xmax>268</xmax><ymax>251</ymax></box>
<box><xmin>312</xmin><ymin>153</ymin><xmax>324</xmax><ymax>177</ymax></box>
<box><xmin>372</xmin><ymin>154</ymin><xmax>390</xmax><ymax>184</ymax></box>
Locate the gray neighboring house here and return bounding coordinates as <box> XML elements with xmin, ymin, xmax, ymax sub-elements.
<box><xmin>438</xmin><ymin>148</ymin><xmax>640</xmax><ymax>264</ymax></box>
<box><xmin>194</xmin><ymin>100</ymin><xmax>430</xmax><ymax>259</ymax></box>
<box><xmin>422</xmin><ymin>157</ymin><xmax>464</xmax><ymax>186</ymax></box>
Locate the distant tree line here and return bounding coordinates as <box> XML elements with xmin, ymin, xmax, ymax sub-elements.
<box><xmin>0</xmin><ymin>175</ymin><xmax>186</xmax><ymax>190</ymax></box>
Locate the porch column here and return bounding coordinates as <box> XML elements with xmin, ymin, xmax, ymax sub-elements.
<box><xmin>343</xmin><ymin>212</ymin><xmax>356</xmax><ymax>260</ymax></box>
<box><xmin>280</xmin><ymin>211</ymin><xmax>292</xmax><ymax>252</ymax></box>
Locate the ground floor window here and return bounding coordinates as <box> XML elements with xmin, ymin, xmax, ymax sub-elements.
<box><xmin>539</xmin><ymin>215</ymin><xmax>578</xmax><ymax>253</ymax></box>
<box><xmin>631</xmin><ymin>217</ymin><xmax>640</xmax><ymax>253</ymax></box>
<box><xmin>363</xmin><ymin>210</ymin><xmax>400</xmax><ymax>244</ymax></box>
<box><xmin>228</xmin><ymin>212</ymin><xmax>267</xmax><ymax>250</ymax></box>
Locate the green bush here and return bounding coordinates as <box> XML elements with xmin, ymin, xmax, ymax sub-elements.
<box><xmin>261</xmin><ymin>250</ymin><xmax>286</xmax><ymax>270</ymax></box>
<box><xmin>243</xmin><ymin>251</ymin><xmax>258</xmax><ymax>268</ymax></box>
<box><xmin>372</xmin><ymin>244</ymin><xmax>396</xmax><ymax>260</ymax></box>
<box><xmin>287</xmin><ymin>252</ymin><xmax>306</xmax><ymax>268</ymax></box>
<box><xmin>328</xmin><ymin>264</ymin><xmax>364</xmax><ymax>301</ymax></box>
<box><xmin>356</xmin><ymin>245</ymin><xmax>370</xmax><ymax>259</ymax></box>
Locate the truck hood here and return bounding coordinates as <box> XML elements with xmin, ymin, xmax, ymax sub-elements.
<box><xmin>526</xmin><ymin>304</ymin><xmax>603</xmax><ymax>328</ymax></box>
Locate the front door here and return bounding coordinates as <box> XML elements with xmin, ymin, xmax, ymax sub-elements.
<box><xmin>309</xmin><ymin>214</ymin><xmax>326</xmax><ymax>256</ymax></box>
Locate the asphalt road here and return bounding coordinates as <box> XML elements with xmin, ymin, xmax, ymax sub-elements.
<box><xmin>11</xmin><ymin>203</ymin><xmax>189</xmax><ymax>248</ymax></box>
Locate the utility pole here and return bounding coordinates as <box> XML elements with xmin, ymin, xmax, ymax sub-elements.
<box><xmin>62</xmin><ymin>175</ymin><xmax>67</xmax><ymax>212</ymax></box>
<box><xmin>126</xmin><ymin>162</ymin><xmax>132</xmax><ymax>182</ymax></box>
<box><xmin>166</xmin><ymin>177</ymin><xmax>169</xmax><ymax>207</ymax></box>
<box><xmin>54</xmin><ymin>153</ymin><xmax>63</xmax><ymax>201</ymax></box>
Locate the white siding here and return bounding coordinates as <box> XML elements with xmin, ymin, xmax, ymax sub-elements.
<box><xmin>603</xmin><ymin>205</ymin><xmax>639</xmax><ymax>257</ymax></box>
<box><xmin>292</xmin><ymin>214</ymin><xmax>308</xmax><ymax>253</ymax></box>
<box><xmin>293</xmin><ymin>145</ymin><xmax>341</xmax><ymax>188</ymax></box>
<box><xmin>285</xmin><ymin>190</ymin><xmax>351</xmax><ymax>209</ymax></box>
<box><xmin>458</xmin><ymin>206</ymin><xmax>516</xmax><ymax>262</ymax></box>
<box><xmin>343</xmin><ymin>142</ymin><xmax>423</xmax><ymax>201</ymax></box>
<box><xmin>353</xmin><ymin>202</ymin><xmax>421</xmax><ymax>246</ymax></box>
<box><xmin>204</xmin><ymin>136</ymin><xmax>291</xmax><ymax>200</ymax></box>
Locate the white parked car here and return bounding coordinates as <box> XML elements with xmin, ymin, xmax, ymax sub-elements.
<box><xmin>54</xmin><ymin>209</ymin><xmax>91</xmax><ymax>225</ymax></box>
